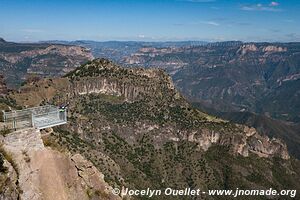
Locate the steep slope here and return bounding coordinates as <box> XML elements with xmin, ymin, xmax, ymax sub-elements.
<box><xmin>221</xmin><ymin>112</ymin><xmax>300</xmax><ymax>159</ymax></box>
<box><xmin>0</xmin><ymin>38</ymin><xmax>93</xmax><ymax>88</ymax></box>
<box><xmin>193</xmin><ymin>102</ymin><xmax>300</xmax><ymax>159</ymax></box>
<box><xmin>11</xmin><ymin>59</ymin><xmax>300</xmax><ymax>200</ymax></box>
<box><xmin>122</xmin><ymin>42</ymin><xmax>300</xmax><ymax>123</ymax></box>
<box><xmin>0</xmin><ymin>128</ymin><xmax>120</xmax><ymax>200</ymax></box>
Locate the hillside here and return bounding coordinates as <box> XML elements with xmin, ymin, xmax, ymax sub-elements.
<box><xmin>193</xmin><ymin>102</ymin><xmax>300</xmax><ymax>159</ymax></box>
<box><xmin>0</xmin><ymin>38</ymin><xmax>93</xmax><ymax>88</ymax></box>
<box><xmin>10</xmin><ymin>59</ymin><xmax>300</xmax><ymax>199</ymax></box>
<box><xmin>122</xmin><ymin>42</ymin><xmax>300</xmax><ymax>123</ymax></box>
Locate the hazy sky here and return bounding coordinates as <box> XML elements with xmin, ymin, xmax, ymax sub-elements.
<box><xmin>0</xmin><ymin>0</ymin><xmax>299</xmax><ymax>42</ymax></box>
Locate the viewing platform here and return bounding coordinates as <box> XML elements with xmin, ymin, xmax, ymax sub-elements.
<box><xmin>1</xmin><ymin>105</ymin><xmax>67</xmax><ymax>130</ymax></box>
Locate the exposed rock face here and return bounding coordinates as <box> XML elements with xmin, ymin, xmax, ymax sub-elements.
<box><xmin>233</xmin><ymin>126</ymin><xmax>289</xmax><ymax>159</ymax></box>
<box><xmin>262</xmin><ymin>45</ymin><xmax>287</xmax><ymax>52</ymax></box>
<box><xmin>66</xmin><ymin>58</ymin><xmax>177</xmax><ymax>102</ymax></box>
<box><xmin>70</xmin><ymin>74</ymin><xmax>174</xmax><ymax>102</ymax></box>
<box><xmin>171</xmin><ymin>125</ymin><xmax>289</xmax><ymax>159</ymax></box>
<box><xmin>1</xmin><ymin>128</ymin><xmax>120</xmax><ymax>200</ymax></box>
<box><xmin>238</xmin><ymin>44</ymin><xmax>258</xmax><ymax>55</ymax></box>
<box><xmin>0</xmin><ymin>158</ymin><xmax>19</xmax><ymax>200</ymax></box>
<box><xmin>0</xmin><ymin>39</ymin><xmax>93</xmax><ymax>88</ymax></box>
<box><xmin>72</xmin><ymin>77</ymin><xmax>150</xmax><ymax>101</ymax></box>
<box><xmin>70</xmin><ymin>154</ymin><xmax>115</xmax><ymax>196</ymax></box>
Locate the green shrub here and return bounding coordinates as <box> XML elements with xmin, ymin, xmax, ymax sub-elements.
<box><xmin>0</xmin><ymin>128</ymin><xmax>11</xmax><ymax>136</ymax></box>
<box><xmin>0</xmin><ymin>154</ymin><xmax>7</xmax><ymax>173</ymax></box>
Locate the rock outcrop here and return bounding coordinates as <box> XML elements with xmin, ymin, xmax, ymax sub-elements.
<box><xmin>0</xmin><ymin>157</ymin><xmax>19</xmax><ymax>200</ymax></box>
<box><xmin>170</xmin><ymin>125</ymin><xmax>289</xmax><ymax>159</ymax></box>
<box><xmin>67</xmin><ymin>58</ymin><xmax>176</xmax><ymax>102</ymax></box>
<box><xmin>1</xmin><ymin>128</ymin><xmax>120</xmax><ymax>200</ymax></box>
<box><xmin>238</xmin><ymin>44</ymin><xmax>258</xmax><ymax>55</ymax></box>
<box><xmin>262</xmin><ymin>45</ymin><xmax>287</xmax><ymax>52</ymax></box>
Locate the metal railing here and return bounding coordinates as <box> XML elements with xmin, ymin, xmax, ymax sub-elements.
<box><xmin>2</xmin><ymin>105</ymin><xmax>67</xmax><ymax>130</ymax></box>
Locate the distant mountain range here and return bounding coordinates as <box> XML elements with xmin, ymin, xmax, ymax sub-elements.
<box><xmin>121</xmin><ymin>42</ymin><xmax>300</xmax><ymax>123</ymax></box>
<box><xmin>1</xmin><ymin>38</ymin><xmax>299</xmax><ymax>159</ymax></box>
<box><xmin>45</xmin><ymin>40</ymin><xmax>208</xmax><ymax>63</ymax></box>
<box><xmin>0</xmin><ymin>38</ymin><xmax>93</xmax><ymax>88</ymax></box>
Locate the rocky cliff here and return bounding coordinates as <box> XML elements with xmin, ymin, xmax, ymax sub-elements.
<box><xmin>0</xmin><ymin>128</ymin><xmax>120</xmax><ymax>200</ymax></box>
<box><xmin>0</xmin><ymin>38</ymin><xmax>93</xmax><ymax>88</ymax></box>
<box><xmin>9</xmin><ymin>59</ymin><xmax>300</xmax><ymax>200</ymax></box>
<box><xmin>66</xmin><ymin>59</ymin><xmax>177</xmax><ymax>102</ymax></box>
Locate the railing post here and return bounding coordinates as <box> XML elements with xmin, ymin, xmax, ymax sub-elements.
<box><xmin>2</xmin><ymin>110</ymin><xmax>6</xmax><ymax>122</ymax></box>
<box><xmin>64</xmin><ymin>109</ymin><xmax>67</xmax><ymax>122</ymax></box>
<box><xmin>31</xmin><ymin>113</ymin><xmax>35</xmax><ymax>127</ymax></box>
<box><xmin>13</xmin><ymin>117</ymin><xmax>16</xmax><ymax>131</ymax></box>
<box><xmin>57</xmin><ymin>108</ymin><xmax>60</xmax><ymax>120</ymax></box>
<box><xmin>31</xmin><ymin>113</ymin><xmax>33</xmax><ymax>127</ymax></box>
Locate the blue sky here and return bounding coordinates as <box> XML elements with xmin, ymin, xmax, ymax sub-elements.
<box><xmin>0</xmin><ymin>0</ymin><xmax>299</xmax><ymax>42</ymax></box>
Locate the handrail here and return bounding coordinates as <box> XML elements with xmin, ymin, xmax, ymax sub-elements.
<box><xmin>1</xmin><ymin>105</ymin><xmax>67</xmax><ymax>130</ymax></box>
<box><xmin>3</xmin><ymin>105</ymin><xmax>58</xmax><ymax>119</ymax></box>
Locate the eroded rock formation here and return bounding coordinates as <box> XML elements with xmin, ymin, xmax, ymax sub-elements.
<box><xmin>1</xmin><ymin>128</ymin><xmax>120</xmax><ymax>200</ymax></box>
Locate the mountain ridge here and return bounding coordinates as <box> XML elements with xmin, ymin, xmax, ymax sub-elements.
<box><xmin>0</xmin><ymin>38</ymin><xmax>93</xmax><ymax>88</ymax></box>
<box><xmin>7</xmin><ymin>59</ymin><xmax>300</xmax><ymax>200</ymax></box>
<box><xmin>121</xmin><ymin>42</ymin><xmax>300</xmax><ymax>123</ymax></box>
<box><xmin>10</xmin><ymin>58</ymin><xmax>292</xmax><ymax>159</ymax></box>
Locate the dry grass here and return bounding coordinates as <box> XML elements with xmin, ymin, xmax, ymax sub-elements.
<box><xmin>42</xmin><ymin>134</ymin><xmax>68</xmax><ymax>153</ymax></box>
<box><xmin>10</xmin><ymin>78</ymin><xmax>69</xmax><ymax>107</ymax></box>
